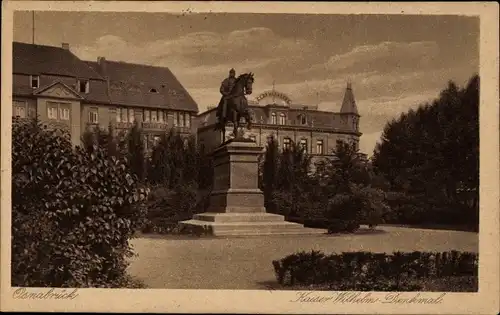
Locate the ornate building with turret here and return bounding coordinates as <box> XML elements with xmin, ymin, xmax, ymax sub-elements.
<box><xmin>196</xmin><ymin>82</ymin><xmax>364</xmax><ymax>166</ymax></box>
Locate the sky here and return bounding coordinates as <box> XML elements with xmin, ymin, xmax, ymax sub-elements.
<box><xmin>13</xmin><ymin>11</ymin><xmax>479</xmax><ymax>155</ymax></box>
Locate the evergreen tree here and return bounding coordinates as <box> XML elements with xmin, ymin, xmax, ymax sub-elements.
<box><xmin>126</xmin><ymin>122</ymin><xmax>146</xmax><ymax>182</ymax></box>
<box><xmin>260</xmin><ymin>136</ymin><xmax>280</xmax><ymax>209</ymax></box>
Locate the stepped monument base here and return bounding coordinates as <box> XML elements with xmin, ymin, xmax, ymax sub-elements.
<box><xmin>179</xmin><ymin>139</ymin><xmax>326</xmax><ymax>236</ymax></box>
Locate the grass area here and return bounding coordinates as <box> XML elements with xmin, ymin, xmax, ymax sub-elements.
<box><xmin>128</xmin><ymin>226</ymin><xmax>478</xmax><ymax>290</ymax></box>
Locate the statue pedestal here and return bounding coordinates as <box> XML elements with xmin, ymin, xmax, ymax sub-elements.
<box><xmin>179</xmin><ymin>139</ymin><xmax>326</xmax><ymax>236</ymax></box>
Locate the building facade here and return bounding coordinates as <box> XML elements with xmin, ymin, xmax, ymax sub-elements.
<box><xmin>12</xmin><ymin>42</ymin><xmax>199</xmax><ymax>150</ymax></box>
<box><xmin>197</xmin><ymin>84</ymin><xmax>363</xmax><ymax>165</ymax></box>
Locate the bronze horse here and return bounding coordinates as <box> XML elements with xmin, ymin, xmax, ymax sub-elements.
<box><xmin>214</xmin><ymin>73</ymin><xmax>254</xmax><ymax>141</ymax></box>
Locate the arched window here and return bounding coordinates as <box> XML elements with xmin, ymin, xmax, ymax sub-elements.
<box><xmin>271</xmin><ymin>112</ymin><xmax>277</xmax><ymax>124</ymax></box>
<box><xmin>149</xmin><ymin>88</ymin><xmax>158</xmax><ymax>93</ymax></box>
<box><xmin>279</xmin><ymin>113</ymin><xmax>286</xmax><ymax>125</ymax></box>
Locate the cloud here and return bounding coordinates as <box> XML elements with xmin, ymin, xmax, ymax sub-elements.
<box><xmin>327</xmin><ymin>41</ymin><xmax>439</xmax><ymax>71</ymax></box>
<box><xmin>301</xmin><ymin>41</ymin><xmax>440</xmax><ymax>78</ymax></box>
<box><xmin>73</xmin><ymin>27</ymin><xmax>315</xmax><ymax>69</ymax></box>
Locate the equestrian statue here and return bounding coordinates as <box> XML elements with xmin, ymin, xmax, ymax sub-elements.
<box><xmin>214</xmin><ymin>68</ymin><xmax>254</xmax><ymax>142</ymax></box>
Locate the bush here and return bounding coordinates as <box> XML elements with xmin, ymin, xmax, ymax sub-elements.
<box><xmin>12</xmin><ymin>118</ymin><xmax>149</xmax><ymax>287</ymax></box>
<box><xmin>326</xmin><ymin>219</ymin><xmax>359</xmax><ymax>234</ymax></box>
<box><xmin>142</xmin><ymin>185</ymin><xmax>202</xmax><ymax>234</ymax></box>
<box><xmin>272</xmin><ymin>250</ymin><xmax>478</xmax><ymax>291</ymax></box>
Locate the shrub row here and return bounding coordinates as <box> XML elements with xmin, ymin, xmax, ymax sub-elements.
<box><xmin>288</xmin><ymin>217</ymin><xmax>361</xmax><ymax>234</ymax></box>
<box><xmin>272</xmin><ymin>250</ymin><xmax>478</xmax><ymax>288</ymax></box>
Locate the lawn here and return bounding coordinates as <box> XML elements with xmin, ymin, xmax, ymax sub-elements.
<box><xmin>126</xmin><ymin>226</ymin><xmax>478</xmax><ymax>290</ymax></box>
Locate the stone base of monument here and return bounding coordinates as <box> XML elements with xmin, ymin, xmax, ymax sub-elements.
<box><xmin>179</xmin><ymin>138</ymin><xmax>327</xmax><ymax>237</ymax></box>
<box><xmin>179</xmin><ymin>212</ymin><xmax>326</xmax><ymax>236</ymax></box>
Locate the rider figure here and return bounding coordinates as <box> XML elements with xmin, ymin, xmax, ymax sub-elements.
<box><xmin>219</xmin><ymin>68</ymin><xmax>237</xmax><ymax>119</ymax></box>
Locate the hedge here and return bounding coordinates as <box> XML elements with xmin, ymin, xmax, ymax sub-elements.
<box><xmin>272</xmin><ymin>250</ymin><xmax>478</xmax><ymax>290</ymax></box>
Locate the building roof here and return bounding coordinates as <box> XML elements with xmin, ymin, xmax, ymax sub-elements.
<box><xmin>13</xmin><ymin>42</ymin><xmax>104</xmax><ymax>80</ymax></box>
<box><xmin>340</xmin><ymin>82</ymin><xmax>359</xmax><ymax>115</ymax></box>
<box><xmin>86</xmin><ymin>59</ymin><xmax>199</xmax><ymax>112</ymax></box>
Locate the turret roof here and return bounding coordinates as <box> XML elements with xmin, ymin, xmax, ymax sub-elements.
<box><xmin>340</xmin><ymin>82</ymin><xmax>359</xmax><ymax>116</ymax></box>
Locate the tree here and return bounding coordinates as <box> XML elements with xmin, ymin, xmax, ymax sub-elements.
<box><xmin>126</xmin><ymin>122</ymin><xmax>147</xmax><ymax>183</ymax></box>
<box><xmin>372</xmin><ymin>74</ymin><xmax>479</xmax><ymax>228</ymax></box>
<box><xmin>80</xmin><ymin>123</ymin><xmax>119</xmax><ymax>158</ymax></box>
<box><xmin>147</xmin><ymin>128</ymin><xmax>199</xmax><ymax>188</ymax></box>
<box><xmin>144</xmin><ymin>129</ymin><xmax>201</xmax><ymax>233</ymax></box>
<box><xmin>272</xmin><ymin>140</ymin><xmax>313</xmax><ymax>217</ymax></box>
<box><xmin>260</xmin><ymin>136</ymin><xmax>280</xmax><ymax>209</ymax></box>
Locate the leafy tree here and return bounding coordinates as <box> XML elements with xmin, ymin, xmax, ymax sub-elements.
<box><xmin>372</xmin><ymin>74</ymin><xmax>479</xmax><ymax>228</ymax></box>
<box><xmin>12</xmin><ymin>117</ymin><xmax>148</xmax><ymax>287</ymax></box>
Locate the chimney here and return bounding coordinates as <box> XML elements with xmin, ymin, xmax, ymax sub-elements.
<box><xmin>61</xmin><ymin>43</ymin><xmax>70</xmax><ymax>50</ymax></box>
<box><xmin>97</xmin><ymin>56</ymin><xmax>108</xmax><ymax>76</ymax></box>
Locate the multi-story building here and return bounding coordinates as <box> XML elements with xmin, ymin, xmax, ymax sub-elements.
<box><xmin>12</xmin><ymin>42</ymin><xmax>198</xmax><ymax>150</ymax></box>
<box><xmin>197</xmin><ymin>84</ymin><xmax>364</xmax><ymax>165</ymax></box>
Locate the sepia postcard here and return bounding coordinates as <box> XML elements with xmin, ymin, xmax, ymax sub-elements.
<box><xmin>1</xmin><ymin>1</ymin><xmax>499</xmax><ymax>314</ymax></box>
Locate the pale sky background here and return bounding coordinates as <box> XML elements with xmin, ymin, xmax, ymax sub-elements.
<box><xmin>13</xmin><ymin>12</ymin><xmax>479</xmax><ymax>155</ymax></box>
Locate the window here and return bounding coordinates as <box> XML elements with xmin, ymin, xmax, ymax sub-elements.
<box><xmin>298</xmin><ymin>114</ymin><xmax>307</xmax><ymax>125</ymax></box>
<box><xmin>116</xmin><ymin>108</ymin><xmax>121</xmax><ymax>122</ymax></box>
<box><xmin>158</xmin><ymin>110</ymin><xmax>165</xmax><ymax>123</ymax></box>
<box><xmin>173</xmin><ymin>112</ymin><xmax>178</xmax><ymax>126</ymax></box>
<box><xmin>47</xmin><ymin>104</ymin><xmax>58</xmax><ymax>119</ymax></box>
<box><xmin>185</xmin><ymin>113</ymin><xmax>191</xmax><ymax>128</ymax></box>
<box><xmin>316</xmin><ymin>140</ymin><xmax>324</xmax><ymax>155</ymax></box>
<box><xmin>120</xmin><ymin>108</ymin><xmax>127</xmax><ymax>122</ymax></box>
<box><xmin>13</xmin><ymin>101</ymin><xmax>27</xmax><ymax>118</ymax></box>
<box><xmin>299</xmin><ymin>139</ymin><xmax>308</xmax><ymax>153</ymax></box>
<box><xmin>279</xmin><ymin>113</ymin><xmax>286</xmax><ymax>125</ymax></box>
<box><xmin>144</xmin><ymin>110</ymin><xmax>150</xmax><ymax>122</ymax></box>
<box><xmin>271</xmin><ymin>112</ymin><xmax>277</xmax><ymax>124</ymax></box>
<box><xmin>283</xmin><ymin>137</ymin><xmax>291</xmax><ymax>150</ymax></box>
<box><xmin>30</xmin><ymin>75</ymin><xmax>39</xmax><ymax>89</ymax></box>
<box><xmin>151</xmin><ymin>110</ymin><xmax>158</xmax><ymax>122</ymax></box>
<box><xmin>78</xmin><ymin>79</ymin><xmax>89</xmax><ymax>93</ymax></box>
<box><xmin>177</xmin><ymin>112</ymin><xmax>184</xmax><ymax>127</ymax></box>
<box><xmin>149</xmin><ymin>88</ymin><xmax>158</xmax><ymax>93</ymax></box>
<box><xmin>128</xmin><ymin>108</ymin><xmax>135</xmax><ymax>123</ymax></box>
<box><xmin>153</xmin><ymin>136</ymin><xmax>161</xmax><ymax>146</ymax></box>
<box><xmin>88</xmin><ymin>108</ymin><xmax>98</xmax><ymax>124</ymax></box>
<box><xmin>59</xmin><ymin>105</ymin><xmax>70</xmax><ymax>120</ymax></box>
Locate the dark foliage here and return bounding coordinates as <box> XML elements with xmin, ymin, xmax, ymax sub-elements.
<box><xmin>126</xmin><ymin>122</ymin><xmax>147</xmax><ymax>183</ymax></box>
<box><xmin>372</xmin><ymin>75</ymin><xmax>479</xmax><ymax>229</ymax></box>
<box><xmin>12</xmin><ymin>118</ymin><xmax>148</xmax><ymax>287</ymax></box>
<box><xmin>272</xmin><ymin>250</ymin><xmax>478</xmax><ymax>291</ymax></box>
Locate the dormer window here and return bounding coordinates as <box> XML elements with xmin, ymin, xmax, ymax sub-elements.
<box><xmin>78</xmin><ymin>79</ymin><xmax>89</xmax><ymax>93</ymax></box>
<box><xmin>30</xmin><ymin>75</ymin><xmax>39</xmax><ymax>89</ymax></box>
<box><xmin>150</xmin><ymin>88</ymin><xmax>158</xmax><ymax>93</ymax></box>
